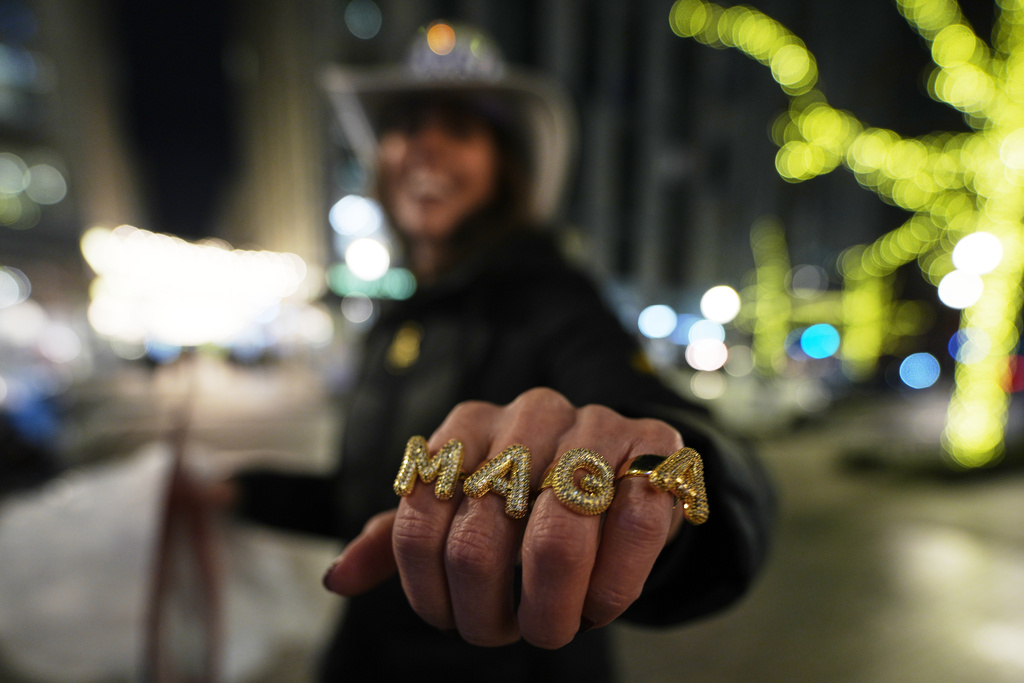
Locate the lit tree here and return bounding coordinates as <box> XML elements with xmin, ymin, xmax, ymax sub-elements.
<box><xmin>670</xmin><ymin>0</ymin><xmax>1024</xmax><ymax>467</ymax></box>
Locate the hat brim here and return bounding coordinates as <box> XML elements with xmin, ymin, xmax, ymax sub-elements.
<box><xmin>322</xmin><ymin>64</ymin><xmax>577</xmax><ymax>224</ymax></box>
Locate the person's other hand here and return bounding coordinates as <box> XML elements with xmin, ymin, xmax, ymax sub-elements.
<box><xmin>322</xmin><ymin>387</ymin><xmax>688</xmax><ymax>649</ymax></box>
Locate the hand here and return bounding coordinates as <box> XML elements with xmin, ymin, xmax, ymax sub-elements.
<box><xmin>322</xmin><ymin>387</ymin><xmax>687</xmax><ymax>649</ymax></box>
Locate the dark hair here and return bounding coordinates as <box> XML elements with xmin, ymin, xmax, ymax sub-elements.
<box><xmin>374</xmin><ymin>95</ymin><xmax>534</xmax><ymax>270</ymax></box>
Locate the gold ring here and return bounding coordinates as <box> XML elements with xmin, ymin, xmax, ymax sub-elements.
<box><xmin>539</xmin><ymin>448</ymin><xmax>615</xmax><ymax>516</ymax></box>
<box><xmin>463</xmin><ymin>444</ymin><xmax>532</xmax><ymax>519</ymax></box>
<box><xmin>394</xmin><ymin>436</ymin><xmax>464</xmax><ymax>500</ymax></box>
<box><xmin>620</xmin><ymin>454</ymin><xmax>668</xmax><ymax>479</ymax></box>
<box><xmin>619</xmin><ymin>448</ymin><xmax>709</xmax><ymax>525</ymax></box>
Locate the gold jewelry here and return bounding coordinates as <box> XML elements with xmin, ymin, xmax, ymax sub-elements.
<box><xmin>394</xmin><ymin>436</ymin><xmax>464</xmax><ymax>500</ymax></box>
<box><xmin>463</xmin><ymin>444</ymin><xmax>532</xmax><ymax>519</ymax></box>
<box><xmin>621</xmin><ymin>454</ymin><xmax>669</xmax><ymax>479</ymax></box>
<box><xmin>619</xmin><ymin>448</ymin><xmax>709</xmax><ymax>525</ymax></box>
<box><xmin>539</xmin><ymin>448</ymin><xmax>615</xmax><ymax>516</ymax></box>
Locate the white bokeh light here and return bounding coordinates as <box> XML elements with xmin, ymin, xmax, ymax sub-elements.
<box><xmin>937</xmin><ymin>270</ymin><xmax>984</xmax><ymax>309</ymax></box>
<box><xmin>0</xmin><ymin>267</ymin><xmax>29</xmax><ymax>308</ymax></box>
<box><xmin>341</xmin><ymin>293</ymin><xmax>375</xmax><ymax>323</ymax></box>
<box><xmin>688</xmin><ymin>319</ymin><xmax>726</xmax><ymax>344</ymax></box>
<box><xmin>345</xmin><ymin>238</ymin><xmax>391</xmax><ymax>281</ymax></box>
<box><xmin>37</xmin><ymin>323</ymin><xmax>82</xmax><ymax>364</ymax></box>
<box><xmin>638</xmin><ymin>305</ymin><xmax>678</xmax><ymax>339</ymax></box>
<box><xmin>330</xmin><ymin>194</ymin><xmax>384</xmax><ymax>236</ymax></box>
<box><xmin>952</xmin><ymin>232</ymin><xmax>1002</xmax><ymax>275</ymax></box>
<box><xmin>699</xmin><ymin>285</ymin><xmax>741</xmax><ymax>324</ymax></box>
<box><xmin>684</xmin><ymin>339</ymin><xmax>729</xmax><ymax>371</ymax></box>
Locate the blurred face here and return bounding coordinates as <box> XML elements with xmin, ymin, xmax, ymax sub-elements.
<box><xmin>378</xmin><ymin>105</ymin><xmax>500</xmax><ymax>245</ymax></box>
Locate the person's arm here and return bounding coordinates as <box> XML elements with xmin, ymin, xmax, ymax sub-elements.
<box><xmin>232</xmin><ymin>469</ymin><xmax>343</xmax><ymax>539</ymax></box>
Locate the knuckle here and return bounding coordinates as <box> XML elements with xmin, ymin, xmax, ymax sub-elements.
<box><xmin>577</xmin><ymin>403</ymin><xmax>622</xmax><ymax>425</ymax></box>
<box><xmin>446</xmin><ymin>399</ymin><xmax>497</xmax><ymax>423</ymax></box>
<box><xmin>392</xmin><ymin>510</ymin><xmax>444</xmax><ymax>562</ymax></box>
<box><xmin>612</xmin><ymin>501</ymin><xmax>671</xmax><ymax>544</ymax></box>
<box><xmin>629</xmin><ymin>418</ymin><xmax>682</xmax><ymax>450</ymax></box>
<box><xmin>589</xmin><ymin>582</ymin><xmax>642</xmax><ymax>617</ymax></box>
<box><xmin>515</xmin><ymin>387</ymin><xmax>573</xmax><ymax>413</ymax></box>
<box><xmin>572</xmin><ymin>404</ymin><xmax>630</xmax><ymax>448</ymax></box>
<box><xmin>525</xmin><ymin>516</ymin><xmax>592</xmax><ymax>574</ymax></box>
<box><xmin>444</xmin><ymin>526</ymin><xmax>501</xmax><ymax>579</ymax></box>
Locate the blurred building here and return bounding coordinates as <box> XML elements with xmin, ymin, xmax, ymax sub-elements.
<box><xmin>0</xmin><ymin>0</ymin><xmax>1005</xmax><ymax>450</ymax></box>
<box><xmin>15</xmin><ymin>0</ymin><xmax>992</xmax><ymax>302</ymax></box>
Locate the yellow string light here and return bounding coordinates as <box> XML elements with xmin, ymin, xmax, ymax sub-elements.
<box><xmin>670</xmin><ymin>0</ymin><xmax>1024</xmax><ymax>467</ymax></box>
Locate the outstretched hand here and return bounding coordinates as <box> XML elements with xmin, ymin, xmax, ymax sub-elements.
<box><xmin>321</xmin><ymin>387</ymin><xmax>690</xmax><ymax>649</ymax></box>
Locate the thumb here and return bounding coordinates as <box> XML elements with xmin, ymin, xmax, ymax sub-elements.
<box><xmin>322</xmin><ymin>508</ymin><xmax>398</xmax><ymax>596</ymax></box>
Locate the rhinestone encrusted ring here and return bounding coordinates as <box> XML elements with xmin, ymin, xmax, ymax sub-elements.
<box><xmin>539</xmin><ymin>447</ymin><xmax>615</xmax><ymax>516</ymax></box>
<box><xmin>619</xmin><ymin>448</ymin><xmax>709</xmax><ymax>524</ymax></box>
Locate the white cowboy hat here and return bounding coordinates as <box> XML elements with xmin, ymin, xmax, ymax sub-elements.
<box><xmin>322</xmin><ymin>21</ymin><xmax>577</xmax><ymax>224</ymax></box>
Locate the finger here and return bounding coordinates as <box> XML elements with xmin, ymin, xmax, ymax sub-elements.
<box><xmin>391</xmin><ymin>401</ymin><xmax>500</xmax><ymax>631</ymax></box>
<box><xmin>323</xmin><ymin>509</ymin><xmax>399</xmax><ymax>596</ymax></box>
<box><xmin>446</xmin><ymin>388</ymin><xmax>577</xmax><ymax>646</ymax></box>
<box><xmin>518</xmin><ymin>404</ymin><xmax>630</xmax><ymax>649</ymax></box>
<box><xmin>584</xmin><ymin>423</ymin><xmax>684</xmax><ymax>628</ymax></box>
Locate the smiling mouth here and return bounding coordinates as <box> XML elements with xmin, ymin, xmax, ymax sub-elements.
<box><xmin>405</xmin><ymin>169</ymin><xmax>456</xmax><ymax>203</ymax></box>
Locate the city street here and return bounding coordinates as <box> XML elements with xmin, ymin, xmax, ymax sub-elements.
<box><xmin>1</xmin><ymin>357</ymin><xmax>1022</xmax><ymax>682</ymax></box>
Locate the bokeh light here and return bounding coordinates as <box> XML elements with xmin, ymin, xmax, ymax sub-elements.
<box><xmin>0</xmin><ymin>152</ymin><xmax>27</xmax><ymax>193</ymax></box>
<box><xmin>426</xmin><ymin>22</ymin><xmax>456</xmax><ymax>55</ymax></box>
<box><xmin>724</xmin><ymin>344</ymin><xmax>754</xmax><ymax>377</ymax></box>
<box><xmin>937</xmin><ymin>270</ymin><xmax>983</xmax><ymax>309</ymax></box>
<box><xmin>690</xmin><ymin>370</ymin><xmax>727</xmax><ymax>400</ymax></box>
<box><xmin>948</xmin><ymin>327</ymin><xmax>990</xmax><ymax>365</ymax></box>
<box><xmin>330</xmin><ymin>194</ymin><xmax>383</xmax><ymax>236</ymax></box>
<box><xmin>700</xmin><ymin>285</ymin><xmax>741</xmax><ymax>324</ymax></box>
<box><xmin>0</xmin><ymin>298</ymin><xmax>47</xmax><ymax>346</ymax></box>
<box><xmin>800</xmin><ymin>323</ymin><xmax>841</xmax><ymax>359</ymax></box>
<box><xmin>327</xmin><ymin>263</ymin><xmax>415</xmax><ymax>300</ymax></box>
<box><xmin>344</xmin><ymin>0</ymin><xmax>382</xmax><ymax>40</ymax></box>
<box><xmin>788</xmin><ymin>264</ymin><xmax>829</xmax><ymax>298</ymax></box>
<box><xmin>685</xmin><ymin>338</ymin><xmax>729</xmax><ymax>371</ymax></box>
<box><xmin>345</xmin><ymin>238</ymin><xmax>391</xmax><ymax>281</ymax></box>
<box><xmin>37</xmin><ymin>323</ymin><xmax>82</xmax><ymax>364</ymax></box>
<box><xmin>1006</xmin><ymin>356</ymin><xmax>1024</xmax><ymax>393</ymax></box>
<box><xmin>0</xmin><ymin>266</ymin><xmax>29</xmax><ymax>307</ymax></box>
<box><xmin>688</xmin><ymin>319</ymin><xmax>726</xmax><ymax>344</ymax></box>
<box><xmin>669</xmin><ymin>0</ymin><xmax>818</xmax><ymax>95</ymax></box>
<box><xmin>80</xmin><ymin>224</ymin><xmax>310</xmax><ymax>348</ymax></box>
<box><xmin>638</xmin><ymin>304</ymin><xmax>678</xmax><ymax>339</ymax></box>
<box><xmin>951</xmin><ymin>232</ymin><xmax>1002</xmax><ymax>275</ymax></box>
<box><xmin>25</xmin><ymin>164</ymin><xmax>67</xmax><ymax>205</ymax></box>
<box><xmin>341</xmin><ymin>293</ymin><xmax>374</xmax><ymax>324</ymax></box>
<box><xmin>899</xmin><ymin>352</ymin><xmax>941</xmax><ymax>389</ymax></box>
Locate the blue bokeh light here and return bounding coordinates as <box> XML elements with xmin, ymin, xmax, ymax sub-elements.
<box><xmin>899</xmin><ymin>352</ymin><xmax>941</xmax><ymax>389</ymax></box>
<box><xmin>800</xmin><ymin>323</ymin><xmax>841</xmax><ymax>359</ymax></box>
<box><xmin>638</xmin><ymin>305</ymin><xmax>678</xmax><ymax>339</ymax></box>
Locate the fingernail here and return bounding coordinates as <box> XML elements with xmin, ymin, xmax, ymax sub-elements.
<box><xmin>577</xmin><ymin>617</ymin><xmax>595</xmax><ymax>635</ymax></box>
<box><xmin>321</xmin><ymin>558</ymin><xmax>340</xmax><ymax>591</ymax></box>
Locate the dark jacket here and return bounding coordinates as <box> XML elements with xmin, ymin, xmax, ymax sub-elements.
<box><xmin>237</xmin><ymin>232</ymin><xmax>774</xmax><ymax>682</ymax></box>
